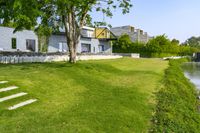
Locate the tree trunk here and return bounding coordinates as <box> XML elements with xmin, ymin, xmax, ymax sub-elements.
<box><xmin>63</xmin><ymin>12</ymin><xmax>75</xmax><ymax>63</ymax></box>
<box><xmin>68</xmin><ymin>41</ymin><xmax>77</xmax><ymax>63</ymax></box>
<box><xmin>63</xmin><ymin>8</ymin><xmax>82</xmax><ymax>63</ymax></box>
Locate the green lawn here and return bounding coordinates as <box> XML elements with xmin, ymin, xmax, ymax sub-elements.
<box><xmin>0</xmin><ymin>58</ymin><xmax>168</xmax><ymax>133</ymax></box>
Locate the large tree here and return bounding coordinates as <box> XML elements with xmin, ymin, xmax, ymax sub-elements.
<box><xmin>0</xmin><ymin>0</ymin><xmax>132</xmax><ymax>63</ymax></box>
<box><xmin>184</xmin><ymin>36</ymin><xmax>200</xmax><ymax>49</ymax></box>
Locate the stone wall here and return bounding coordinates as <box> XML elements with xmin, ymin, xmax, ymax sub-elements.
<box><xmin>0</xmin><ymin>55</ymin><xmax>122</xmax><ymax>64</ymax></box>
<box><xmin>113</xmin><ymin>53</ymin><xmax>140</xmax><ymax>58</ymax></box>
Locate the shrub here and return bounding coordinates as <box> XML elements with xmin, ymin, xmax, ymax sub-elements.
<box><xmin>113</xmin><ymin>35</ymin><xmax>199</xmax><ymax>57</ymax></box>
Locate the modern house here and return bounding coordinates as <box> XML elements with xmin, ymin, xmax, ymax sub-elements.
<box><xmin>111</xmin><ymin>25</ymin><xmax>151</xmax><ymax>43</ymax></box>
<box><xmin>0</xmin><ymin>26</ymin><xmax>116</xmax><ymax>54</ymax></box>
<box><xmin>0</xmin><ymin>26</ymin><xmax>38</xmax><ymax>52</ymax></box>
<box><xmin>48</xmin><ymin>26</ymin><xmax>116</xmax><ymax>54</ymax></box>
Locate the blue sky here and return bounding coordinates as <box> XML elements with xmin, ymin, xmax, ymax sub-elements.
<box><xmin>91</xmin><ymin>0</ymin><xmax>200</xmax><ymax>42</ymax></box>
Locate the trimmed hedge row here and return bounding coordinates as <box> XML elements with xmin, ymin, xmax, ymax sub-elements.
<box><xmin>151</xmin><ymin>59</ymin><xmax>200</xmax><ymax>132</ymax></box>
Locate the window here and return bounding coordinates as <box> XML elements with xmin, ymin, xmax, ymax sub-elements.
<box><xmin>81</xmin><ymin>43</ymin><xmax>91</xmax><ymax>53</ymax></box>
<box><xmin>58</xmin><ymin>42</ymin><xmax>67</xmax><ymax>52</ymax></box>
<box><xmin>93</xmin><ymin>47</ymin><xmax>95</xmax><ymax>53</ymax></box>
<box><xmin>11</xmin><ymin>38</ymin><xmax>17</xmax><ymax>49</ymax></box>
<box><xmin>130</xmin><ymin>27</ymin><xmax>134</xmax><ymax>32</ymax></box>
<box><xmin>99</xmin><ymin>45</ymin><xmax>105</xmax><ymax>52</ymax></box>
<box><xmin>26</xmin><ymin>39</ymin><xmax>36</xmax><ymax>52</ymax></box>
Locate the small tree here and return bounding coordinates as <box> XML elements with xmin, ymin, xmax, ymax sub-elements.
<box><xmin>0</xmin><ymin>0</ymin><xmax>132</xmax><ymax>63</ymax></box>
<box><xmin>113</xmin><ymin>34</ymin><xmax>132</xmax><ymax>53</ymax></box>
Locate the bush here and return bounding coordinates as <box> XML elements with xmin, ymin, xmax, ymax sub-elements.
<box><xmin>113</xmin><ymin>35</ymin><xmax>199</xmax><ymax>57</ymax></box>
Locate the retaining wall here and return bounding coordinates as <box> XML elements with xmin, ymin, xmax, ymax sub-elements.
<box><xmin>0</xmin><ymin>55</ymin><xmax>123</xmax><ymax>64</ymax></box>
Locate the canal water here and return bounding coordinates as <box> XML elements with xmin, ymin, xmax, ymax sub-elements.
<box><xmin>182</xmin><ymin>62</ymin><xmax>200</xmax><ymax>90</ymax></box>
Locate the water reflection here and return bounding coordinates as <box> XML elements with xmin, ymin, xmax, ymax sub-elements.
<box><xmin>182</xmin><ymin>62</ymin><xmax>200</xmax><ymax>90</ymax></box>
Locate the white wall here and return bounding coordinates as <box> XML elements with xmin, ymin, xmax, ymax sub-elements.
<box><xmin>48</xmin><ymin>35</ymin><xmax>112</xmax><ymax>54</ymax></box>
<box><xmin>0</xmin><ymin>26</ymin><xmax>38</xmax><ymax>52</ymax></box>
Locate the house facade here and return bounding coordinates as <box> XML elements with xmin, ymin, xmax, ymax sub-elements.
<box><xmin>111</xmin><ymin>25</ymin><xmax>151</xmax><ymax>43</ymax></box>
<box><xmin>0</xmin><ymin>26</ymin><xmax>38</xmax><ymax>52</ymax></box>
<box><xmin>48</xmin><ymin>26</ymin><xmax>114</xmax><ymax>54</ymax></box>
<box><xmin>0</xmin><ymin>26</ymin><xmax>114</xmax><ymax>54</ymax></box>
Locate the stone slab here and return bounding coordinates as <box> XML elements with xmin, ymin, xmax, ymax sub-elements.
<box><xmin>8</xmin><ymin>99</ymin><xmax>37</xmax><ymax>110</ymax></box>
<box><xmin>0</xmin><ymin>86</ymin><xmax>18</xmax><ymax>93</ymax></box>
<box><xmin>0</xmin><ymin>81</ymin><xmax>8</xmax><ymax>84</ymax></box>
<box><xmin>0</xmin><ymin>92</ymin><xmax>27</xmax><ymax>102</ymax></box>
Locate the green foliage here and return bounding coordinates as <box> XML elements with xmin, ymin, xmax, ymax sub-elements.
<box><xmin>0</xmin><ymin>0</ymin><xmax>132</xmax><ymax>32</ymax></box>
<box><xmin>35</xmin><ymin>26</ymin><xmax>52</xmax><ymax>52</ymax></box>
<box><xmin>151</xmin><ymin>59</ymin><xmax>200</xmax><ymax>132</ymax></box>
<box><xmin>0</xmin><ymin>0</ymin><xmax>132</xmax><ymax>62</ymax></box>
<box><xmin>184</xmin><ymin>36</ymin><xmax>200</xmax><ymax>49</ymax></box>
<box><xmin>179</xmin><ymin>45</ymin><xmax>198</xmax><ymax>56</ymax></box>
<box><xmin>171</xmin><ymin>38</ymin><xmax>180</xmax><ymax>45</ymax></box>
<box><xmin>147</xmin><ymin>35</ymin><xmax>170</xmax><ymax>52</ymax></box>
<box><xmin>113</xmin><ymin>34</ymin><xmax>199</xmax><ymax>57</ymax></box>
<box><xmin>113</xmin><ymin>34</ymin><xmax>132</xmax><ymax>51</ymax></box>
<box><xmin>113</xmin><ymin>34</ymin><xmax>145</xmax><ymax>53</ymax></box>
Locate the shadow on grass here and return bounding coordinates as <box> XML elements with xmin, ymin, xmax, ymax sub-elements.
<box><xmin>49</xmin><ymin>63</ymin><xmax>157</xmax><ymax>132</ymax></box>
<box><xmin>0</xmin><ymin>61</ymin><xmax>161</xmax><ymax>132</ymax></box>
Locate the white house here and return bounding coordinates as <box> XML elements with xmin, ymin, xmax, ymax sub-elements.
<box><xmin>0</xmin><ymin>26</ymin><xmax>38</xmax><ymax>52</ymax></box>
<box><xmin>0</xmin><ymin>26</ymin><xmax>113</xmax><ymax>54</ymax></box>
<box><xmin>48</xmin><ymin>26</ymin><xmax>113</xmax><ymax>54</ymax></box>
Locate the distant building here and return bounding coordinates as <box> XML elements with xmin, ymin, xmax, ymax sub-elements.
<box><xmin>111</xmin><ymin>25</ymin><xmax>151</xmax><ymax>43</ymax></box>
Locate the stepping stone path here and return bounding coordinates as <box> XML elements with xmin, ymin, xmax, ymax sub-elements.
<box><xmin>0</xmin><ymin>86</ymin><xmax>18</xmax><ymax>93</ymax></box>
<box><xmin>0</xmin><ymin>92</ymin><xmax>27</xmax><ymax>102</ymax></box>
<box><xmin>0</xmin><ymin>81</ymin><xmax>8</xmax><ymax>84</ymax></box>
<box><xmin>0</xmin><ymin>81</ymin><xmax>37</xmax><ymax>110</ymax></box>
<box><xmin>8</xmin><ymin>99</ymin><xmax>37</xmax><ymax>110</ymax></box>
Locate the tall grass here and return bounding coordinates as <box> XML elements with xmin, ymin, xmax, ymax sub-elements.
<box><xmin>151</xmin><ymin>59</ymin><xmax>200</xmax><ymax>132</ymax></box>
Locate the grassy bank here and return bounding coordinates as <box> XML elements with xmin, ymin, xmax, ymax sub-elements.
<box><xmin>151</xmin><ymin>59</ymin><xmax>200</xmax><ymax>132</ymax></box>
<box><xmin>0</xmin><ymin>58</ymin><xmax>167</xmax><ymax>133</ymax></box>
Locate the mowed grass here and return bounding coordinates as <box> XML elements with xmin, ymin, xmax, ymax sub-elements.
<box><xmin>0</xmin><ymin>58</ymin><xmax>168</xmax><ymax>133</ymax></box>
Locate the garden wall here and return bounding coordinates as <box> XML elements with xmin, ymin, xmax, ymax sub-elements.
<box><xmin>0</xmin><ymin>54</ymin><xmax>123</xmax><ymax>64</ymax></box>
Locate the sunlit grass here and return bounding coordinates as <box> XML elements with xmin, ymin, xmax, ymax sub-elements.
<box><xmin>0</xmin><ymin>58</ymin><xmax>168</xmax><ymax>133</ymax></box>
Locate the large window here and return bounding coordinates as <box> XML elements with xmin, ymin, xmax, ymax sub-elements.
<box><xmin>81</xmin><ymin>43</ymin><xmax>91</xmax><ymax>53</ymax></box>
<box><xmin>58</xmin><ymin>42</ymin><xmax>67</xmax><ymax>53</ymax></box>
<box><xmin>11</xmin><ymin>38</ymin><xmax>16</xmax><ymax>49</ymax></box>
<box><xmin>26</xmin><ymin>39</ymin><xmax>36</xmax><ymax>52</ymax></box>
<box><xmin>98</xmin><ymin>45</ymin><xmax>105</xmax><ymax>52</ymax></box>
